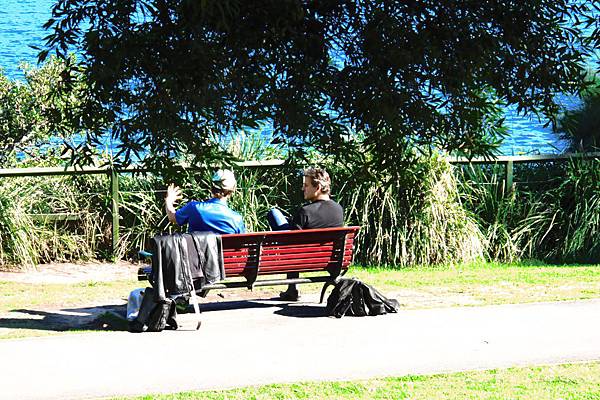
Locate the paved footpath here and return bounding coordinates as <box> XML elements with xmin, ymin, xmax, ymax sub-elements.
<box><xmin>1</xmin><ymin>298</ymin><xmax>599</xmax><ymax>400</ymax></box>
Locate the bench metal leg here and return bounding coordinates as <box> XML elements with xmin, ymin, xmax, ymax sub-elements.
<box><xmin>319</xmin><ymin>276</ymin><xmax>349</xmax><ymax>303</ymax></box>
<box><xmin>319</xmin><ymin>282</ymin><xmax>332</xmax><ymax>304</ymax></box>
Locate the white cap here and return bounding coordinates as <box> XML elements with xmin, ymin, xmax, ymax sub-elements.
<box><xmin>211</xmin><ymin>169</ymin><xmax>237</xmax><ymax>190</ymax></box>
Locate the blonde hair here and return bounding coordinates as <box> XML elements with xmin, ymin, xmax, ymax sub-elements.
<box><xmin>304</xmin><ymin>167</ymin><xmax>331</xmax><ymax>194</ymax></box>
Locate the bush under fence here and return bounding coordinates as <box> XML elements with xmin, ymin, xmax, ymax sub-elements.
<box><xmin>0</xmin><ymin>153</ymin><xmax>598</xmax><ymax>269</ymax></box>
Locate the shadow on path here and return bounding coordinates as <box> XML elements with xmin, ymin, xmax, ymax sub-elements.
<box><xmin>0</xmin><ymin>297</ymin><xmax>330</xmax><ymax>334</ymax></box>
<box><xmin>0</xmin><ymin>305</ymin><xmax>128</xmax><ymax>332</ymax></box>
<box><xmin>199</xmin><ymin>297</ymin><xmax>328</xmax><ymax>318</ymax></box>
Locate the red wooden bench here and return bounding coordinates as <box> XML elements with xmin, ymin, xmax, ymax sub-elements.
<box><xmin>139</xmin><ymin>226</ymin><xmax>359</xmax><ymax>302</ymax></box>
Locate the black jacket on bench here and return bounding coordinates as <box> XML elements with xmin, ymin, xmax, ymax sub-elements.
<box><xmin>150</xmin><ymin>232</ymin><xmax>224</xmax><ymax>301</ymax></box>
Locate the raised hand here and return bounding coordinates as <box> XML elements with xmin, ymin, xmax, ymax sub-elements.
<box><xmin>165</xmin><ymin>183</ymin><xmax>183</xmax><ymax>206</ymax></box>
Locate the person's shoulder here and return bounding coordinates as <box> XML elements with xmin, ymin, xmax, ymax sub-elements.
<box><xmin>195</xmin><ymin>198</ymin><xmax>219</xmax><ymax>208</ymax></box>
<box><xmin>232</xmin><ymin>209</ymin><xmax>244</xmax><ymax>219</ymax></box>
<box><xmin>225</xmin><ymin>205</ymin><xmax>244</xmax><ymax>220</ymax></box>
<box><xmin>318</xmin><ymin>199</ymin><xmax>343</xmax><ymax>209</ymax></box>
<box><xmin>299</xmin><ymin>202</ymin><xmax>312</xmax><ymax>209</ymax></box>
<box><xmin>330</xmin><ymin>199</ymin><xmax>343</xmax><ymax>210</ymax></box>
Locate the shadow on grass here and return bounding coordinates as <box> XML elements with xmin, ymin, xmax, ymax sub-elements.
<box><xmin>0</xmin><ymin>305</ymin><xmax>129</xmax><ymax>333</ymax></box>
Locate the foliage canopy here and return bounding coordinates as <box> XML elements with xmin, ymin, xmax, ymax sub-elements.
<box><xmin>42</xmin><ymin>0</ymin><xmax>599</xmax><ymax>173</ymax></box>
<box><xmin>0</xmin><ymin>58</ymin><xmax>88</xmax><ymax>166</ymax></box>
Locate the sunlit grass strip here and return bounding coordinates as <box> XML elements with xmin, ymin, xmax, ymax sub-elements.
<box><xmin>347</xmin><ymin>264</ymin><xmax>600</xmax><ymax>308</ymax></box>
<box><xmin>348</xmin><ymin>262</ymin><xmax>600</xmax><ymax>288</ymax></box>
<box><xmin>118</xmin><ymin>362</ymin><xmax>600</xmax><ymax>400</ymax></box>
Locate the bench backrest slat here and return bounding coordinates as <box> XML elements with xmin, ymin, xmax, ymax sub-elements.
<box><xmin>220</xmin><ymin>226</ymin><xmax>358</xmax><ymax>278</ymax></box>
<box><xmin>222</xmin><ymin>242</ymin><xmax>355</xmax><ymax>258</ymax></box>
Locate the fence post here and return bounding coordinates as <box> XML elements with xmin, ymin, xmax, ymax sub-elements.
<box><xmin>505</xmin><ymin>160</ymin><xmax>514</xmax><ymax>193</ymax></box>
<box><xmin>110</xmin><ymin>168</ymin><xmax>120</xmax><ymax>260</ymax></box>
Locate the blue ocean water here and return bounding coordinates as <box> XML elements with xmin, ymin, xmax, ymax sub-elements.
<box><xmin>0</xmin><ymin>0</ymin><xmax>52</xmax><ymax>77</ymax></box>
<box><xmin>0</xmin><ymin>0</ymin><xmax>576</xmax><ymax>155</ymax></box>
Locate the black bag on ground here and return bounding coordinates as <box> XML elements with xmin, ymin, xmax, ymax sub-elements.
<box><xmin>129</xmin><ymin>287</ymin><xmax>178</xmax><ymax>332</ymax></box>
<box><xmin>326</xmin><ymin>278</ymin><xmax>400</xmax><ymax>318</ymax></box>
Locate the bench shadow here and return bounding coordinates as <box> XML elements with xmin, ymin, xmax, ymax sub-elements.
<box><xmin>0</xmin><ymin>305</ymin><xmax>128</xmax><ymax>332</ymax></box>
<box><xmin>197</xmin><ymin>298</ymin><xmax>327</xmax><ymax>318</ymax></box>
<box><xmin>198</xmin><ymin>300</ymin><xmax>277</xmax><ymax>312</ymax></box>
<box><xmin>272</xmin><ymin>303</ymin><xmax>327</xmax><ymax>318</ymax></box>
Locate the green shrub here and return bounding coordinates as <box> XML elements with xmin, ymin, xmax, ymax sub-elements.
<box><xmin>337</xmin><ymin>155</ymin><xmax>485</xmax><ymax>267</ymax></box>
<box><xmin>513</xmin><ymin>158</ymin><xmax>600</xmax><ymax>262</ymax></box>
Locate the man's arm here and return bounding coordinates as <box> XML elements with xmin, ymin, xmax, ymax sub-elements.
<box><xmin>165</xmin><ymin>184</ymin><xmax>183</xmax><ymax>224</ymax></box>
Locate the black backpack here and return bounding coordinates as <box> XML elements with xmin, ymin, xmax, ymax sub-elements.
<box><xmin>129</xmin><ymin>287</ymin><xmax>178</xmax><ymax>332</ymax></box>
<box><xmin>326</xmin><ymin>278</ymin><xmax>400</xmax><ymax>318</ymax></box>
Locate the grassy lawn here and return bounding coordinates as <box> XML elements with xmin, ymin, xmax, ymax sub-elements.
<box><xmin>0</xmin><ymin>279</ymin><xmax>137</xmax><ymax>314</ymax></box>
<box><xmin>0</xmin><ymin>279</ymin><xmax>138</xmax><ymax>314</ymax></box>
<box><xmin>0</xmin><ymin>279</ymin><xmax>138</xmax><ymax>339</ymax></box>
<box><xmin>349</xmin><ymin>261</ymin><xmax>600</xmax><ymax>308</ymax></box>
<box><xmin>118</xmin><ymin>361</ymin><xmax>600</xmax><ymax>400</ymax></box>
<box><xmin>0</xmin><ymin>261</ymin><xmax>599</xmax><ymax>339</ymax></box>
<box><xmin>2</xmin><ymin>261</ymin><xmax>599</xmax><ymax>315</ymax></box>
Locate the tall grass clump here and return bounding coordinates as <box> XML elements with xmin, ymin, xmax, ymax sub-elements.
<box><xmin>0</xmin><ymin>185</ymin><xmax>38</xmax><ymax>267</ymax></box>
<box><xmin>458</xmin><ymin>157</ymin><xmax>600</xmax><ymax>263</ymax></box>
<box><xmin>104</xmin><ymin>173</ymin><xmax>166</xmax><ymax>259</ymax></box>
<box><xmin>457</xmin><ymin>164</ymin><xmax>522</xmax><ymax>262</ymax></box>
<box><xmin>513</xmin><ymin>157</ymin><xmax>600</xmax><ymax>262</ymax></box>
<box><xmin>336</xmin><ymin>155</ymin><xmax>485</xmax><ymax>267</ymax></box>
<box><xmin>1</xmin><ymin>127</ymin><xmax>598</xmax><ymax>269</ymax></box>
<box><xmin>0</xmin><ymin>174</ymin><xmax>102</xmax><ymax>268</ymax></box>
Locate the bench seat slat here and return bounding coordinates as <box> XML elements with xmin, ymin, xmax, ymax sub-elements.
<box><xmin>259</xmin><ymin>261</ymin><xmax>351</xmax><ymax>272</ymax></box>
<box><xmin>223</xmin><ymin>250</ymin><xmax>352</xmax><ymax>261</ymax></box>
<box><xmin>225</xmin><ymin>263</ymin><xmax>350</xmax><ymax>277</ymax></box>
<box><xmin>222</xmin><ymin>233</ymin><xmax>355</xmax><ymax>247</ymax></box>
<box><xmin>261</xmin><ymin>236</ymin><xmax>355</xmax><ymax>247</ymax></box>
<box><xmin>222</xmin><ymin>241</ymin><xmax>354</xmax><ymax>253</ymax></box>
<box><xmin>220</xmin><ymin>227</ymin><xmax>356</xmax><ymax>240</ymax></box>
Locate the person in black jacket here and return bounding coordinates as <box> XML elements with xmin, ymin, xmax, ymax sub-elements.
<box><xmin>267</xmin><ymin>167</ymin><xmax>344</xmax><ymax>300</ymax></box>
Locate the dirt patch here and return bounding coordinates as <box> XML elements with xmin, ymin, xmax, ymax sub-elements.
<box><xmin>0</xmin><ymin>260</ymin><xmax>141</xmax><ymax>284</ymax></box>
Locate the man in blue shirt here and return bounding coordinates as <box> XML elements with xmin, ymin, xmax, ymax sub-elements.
<box><xmin>165</xmin><ymin>169</ymin><xmax>245</xmax><ymax>234</ymax></box>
